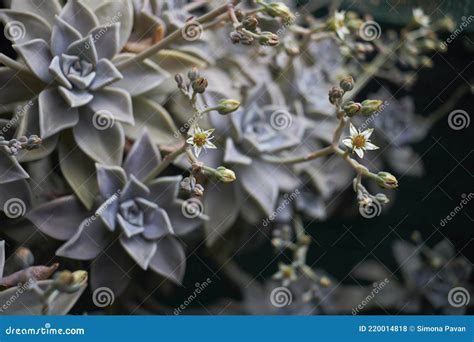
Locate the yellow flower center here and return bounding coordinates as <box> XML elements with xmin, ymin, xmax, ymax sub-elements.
<box><xmin>193</xmin><ymin>133</ymin><xmax>207</xmax><ymax>147</ymax></box>
<box><xmin>352</xmin><ymin>135</ymin><xmax>366</xmax><ymax>149</ymax></box>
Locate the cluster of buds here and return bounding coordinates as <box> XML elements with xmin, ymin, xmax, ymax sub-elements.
<box><xmin>175</xmin><ymin>67</ymin><xmax>209</xmax><ymax>96</ymax></box>
<box><xmin>228</xmin><ymin>2</ymin><xmax>295</xmax><ymax>48</ymax></box>
<box><xmin>52</xmin><ymin>270</ymin><xmax>88</xmax><ymax>294</ymax></box>
<box><xmin>257</xmin><ymin>1</ymin><xmax>295</xmax><ymax>24</ymax></box>
<box><xmin>343</xmin><ymin>99</ymin><xmax>384</xmax><ymax>117</ymax></box>
<box><xmin>0</xmin><ymin>135</ymin><xmax>42</xmax><ymax>155</ymax></box>
<box><xmin>180</xmin><ymin>176</ymin><xmax>204</xmax><ymax>196</ymax></box>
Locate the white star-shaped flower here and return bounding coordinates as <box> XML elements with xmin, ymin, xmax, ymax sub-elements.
<box><xmin>342</xmin><ymin>123</ymin><xmax>379</xmax><ymax>158</ymax></box>
<box><xmin>186</xmin><ymin>126</ymin><xmax>217</xmax><ymax>157</ymax></box>
<box><xmin>334</xmin><ymin>11</ymin><xmax>350</xmax><ymax>40</ymax></box>
<box><xmin>413</xmin><ymin>8</ymin><xmax>430</xmax><ymax>27</ymax></box>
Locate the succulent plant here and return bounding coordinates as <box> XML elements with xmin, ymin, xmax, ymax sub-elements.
<box><xmin>28</xmin><ymin>130</ymin><xmax>203</xmax><ymax>294</ymax></box>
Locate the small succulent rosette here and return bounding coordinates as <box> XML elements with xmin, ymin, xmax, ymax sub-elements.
<box><xmin>28</xmin><ymin>130</ymin><xmax>204</xmax><ymax>294</ymax></box>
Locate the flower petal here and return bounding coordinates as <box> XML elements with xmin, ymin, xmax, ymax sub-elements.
<box><xmin>13</xmin><ymin>39</ymin><xmax>52</xmax><ymax>83</ymax></box>
<box><xmin>39</xmin><ymin>88</ymin><xmax>79</xmax><ymax>139</ymax></box>
<box><xmin>354</xmin><ymin>148</ymin><xmax>364</xmax><ymax>158</ymax></box>
<box><xmin>349</xmin><ymin>122</ymin><xmax>358</xmax><ymax>136</ymax></box>
<box><xmin>342</xmin><ymin>138</ymin><xmax>353</xmax><ymax>148</ymax></box>
<box><xmin>364</xmin><ymin>142</ymin><xmax>379</xmax><ymax>150</ymax></box>
<box><xmin>362</xmin><ymin>128</ymin><xmax>374</xmax><ymax>139</ymax></box>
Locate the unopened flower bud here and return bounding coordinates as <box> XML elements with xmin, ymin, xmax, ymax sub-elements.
<box><xmin>54</xmin><ymin>270</ymin><xmax>88</xmax><ymax>293</ymax></box>
<box><xmin>175</xmin><ymin>73</ymin><xmax>185</xmax><ymax>88</ymax></box>
<box><xmin>187</xmin><ymin>67</ymin><xmax>199</xmax><ymax>82</ymax></box>
<box><xmin>328</xmin><ymin>86</ymin><xmax>344</xmax><ymax>105</ymax></box>
<box><xmin>242</xmin><ymin>16</ymin><xmax>258</xmax><ymax>31</ymax></box>
<box><xmin>320</xmin><ymin>276</ymin><xmax>331</xmax><ymax>287</ymax></box>
<box><xmin>216</xmin><ymin>99</ymin><xmax>240</xmax><ymax>115</ymax></box>
<box><xmin>437</xmin><ymin>16</ymin><xmax>455</xmax><ymax>31</ymax></box>
<box><xmin>360</xmin><ymin>99</ymin><xmax>384</xmax><ymax>115</ymax></box>
<box><xmin>343</xmin><ymin>101</ymin><xmax>361</xmax><ymax>117</ymax></box>
<box><xmin>258</xmin><ymin>31</ymin><xmax>279</xmax><ymax>46</ymax></box>
<box><xmin>376</xmin><ymin>172</ymin><xmax>398</xmax><ymax>189</ymax></box>
<box><xmin>216</xmin><ymin>166</ymin><xmax>236</xmax><ymax>183</ymax></box>
<box><xmin>192</xmin><ymin>77</ymin><xmax>208</xmax><ymax>94</ymax></box>
<box><xmin>340</xmin><ymin>76</ymin><xmax>354</xmax><ymax>91</ymax></box>
<box><xmin>13</xmin><ymin>247</ymin><xmax>34</xmax><ymax>268</ymax></box>
<box><xmin>264</xmin><ymin>2</ymin><xmax>295</xmax><ymax>23</ymax></box>
<box><xmin>374</xmin><ymin>193</ymin><xmax>390</xmax><ymax>204</ymax></box>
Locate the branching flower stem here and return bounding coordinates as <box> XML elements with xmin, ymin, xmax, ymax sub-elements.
<box><xmin>115</xmin><ymin>1</ymin><xmax>241</xmax><ymax>70</ymax></box>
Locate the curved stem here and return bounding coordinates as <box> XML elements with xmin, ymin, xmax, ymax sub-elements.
<box><xmin>143</xmin><ymin>144</ymin><xmax>186</xmax><ymax>183</ymax></box>
<box><xmin>115</xmin><ymin>1</ymin><xmax>240</xmax><ymax>70</ymax></box>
